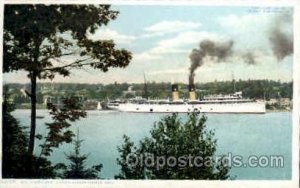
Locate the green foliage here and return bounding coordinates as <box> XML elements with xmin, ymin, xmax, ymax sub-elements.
<box><xmin>12</xmin><ymin>154</ymin><xmax>59</xmax><ymax>178</ymax></box>
<box><xmin>4</xmin><ymin>4</ymin><xmax>132</xmax><ymax>155</ymax></box>
<box><xmin>5</xmin><ymin>80</ymin><xmax>292</xmax><ymax>105</ymax></box>
<box><xmin>40</xmin><ymin>97</ymin><xmax>87</xmax><ymax>157</ymax></box>
<box><xmin>2</xmin><ymin>86</ymin><xmax>57</xmax><ymax>178</ymax></box>
<box><xmin>2</xmin><ymin>86</ymin><xmax>28</xmax><ymax>177</ymax></box>
<box><xmin>2</xmin><ymin>86</ymin><xmax>99</xmax><ymax>178</ymax></box>
<box><xmin>4</xmin><ymin>5</ymin><xmax>132</xmax><ymax>77</ymax></box>
<box><xmin>115</xmin><ymin>135</ymin><xmax>145</xmax><ymax>179</ymax></box>
<box><xmin>116</xmin><ymin>112</ymin><xmax>230</xmax><ymax>179</ymax></box>
<box><xmin>197</xmin><ymin>79</ymin><xmax>292</xmax><ymax>99</ymax></box>
<box><xmin>63</xmin><ymin>130</ymin><xmax>102</xmax><ymax>179</ymax></box>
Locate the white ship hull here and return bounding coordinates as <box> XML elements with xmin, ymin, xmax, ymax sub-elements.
<box><xmin>110</xmin><ymin>102</ymin><xmax>266</xmax><ymax>114</ymax></box>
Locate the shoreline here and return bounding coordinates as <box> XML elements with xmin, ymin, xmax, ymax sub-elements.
<box><xmin>266</xmin><ymin>109</ymin><xmax>292</xmax><ymax>113</ymax></box>
<box><xmin>15</xmin><ymin>108</ymin><xmax>292</xmax><ymax>113</ymax></box>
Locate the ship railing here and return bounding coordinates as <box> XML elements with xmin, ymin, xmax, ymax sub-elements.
<box><xmin>187</xmin><ymin>99</ymin><xmax>254</xmax><ymax>104</ymax></box>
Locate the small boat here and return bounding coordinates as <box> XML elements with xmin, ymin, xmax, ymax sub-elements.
<box><xmin>36</xmin><ymin>115</ymin><xmax>45</xmax><ymax>119</ymax></box>
<box><xmin>97</xmin><ymin>101</ymin><xmax>102</xmax><ymax>110</ymax></box>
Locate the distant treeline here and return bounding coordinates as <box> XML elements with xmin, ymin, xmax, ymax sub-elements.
<box><xmin>5</xmin><ymin>79</ymin><xmax>292</xmax><ymax>104</ymax></box>
<box><xmin>196</xmin><ymin>79</ymin><xmax>292</xmax><ymax>100</ymax></box>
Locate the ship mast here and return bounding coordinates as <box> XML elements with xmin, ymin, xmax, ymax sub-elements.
<box><xmin>144</xmin><ymin>73</ymin><xmax>149</xmax><ymax>99</ymax></box>
<box><xmin>232</xmin><ymin>73</ymin><xmax>236</xmax><ymax>93</ymax></box>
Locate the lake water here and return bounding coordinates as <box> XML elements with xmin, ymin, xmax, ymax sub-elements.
<box><xmin>12</xmin><ymin>110</ymin><xmax>292</xmax><ymax>180</ymax></box>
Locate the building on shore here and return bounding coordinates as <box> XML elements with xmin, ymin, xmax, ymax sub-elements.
<box><xmin>266</xmin><ymin>98</ymin><xmax>292</xmax><ymax>110</ymax></box>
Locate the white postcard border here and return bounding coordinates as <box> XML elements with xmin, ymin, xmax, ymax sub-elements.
<box><xmin>0</xmin><ymin>0</ymin><xmax>299</xmax><ymax>188</ymax></box>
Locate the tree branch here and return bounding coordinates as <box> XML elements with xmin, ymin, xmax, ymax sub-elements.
<box><xmin>25</xmin><ymin>90</ymin><xmax>32</xmax><ymax>98</ymax></box>
<box><xmin>40</xmin><ymin>52</ymin><xmax>76</xmax><ymax>63</ymax></box>
<box><xmin>41</xmin><ymin>57</ymin><xmax>93</xmax><ymax>71</ymax></box>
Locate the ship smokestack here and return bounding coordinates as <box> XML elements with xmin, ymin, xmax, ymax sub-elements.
<box><xmin>171</xmin><ymin>84</ymin><xmax>179</xmax><ymax>101</ymax></box>
<box><xmin>188</xmin><ymin>84</ymin><xmax>196</xmax><ymax>100</ymax></box>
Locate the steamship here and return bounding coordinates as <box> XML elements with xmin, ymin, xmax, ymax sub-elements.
<box><xmin>107</xmin><ymin>84</ymin><xmax>266</xmax><ymax>114</ymax></box>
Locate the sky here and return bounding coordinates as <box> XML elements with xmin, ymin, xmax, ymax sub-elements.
<box><xmin>3</xmin><ymin>5</ymin><xmax>293</xmax><ymax>84</ymax></box>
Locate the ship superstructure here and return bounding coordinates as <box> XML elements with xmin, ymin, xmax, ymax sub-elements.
<box><xmin>107</xmin><ymin>84</ymin><xmax>266</xmax><ymax>113</ymax></box>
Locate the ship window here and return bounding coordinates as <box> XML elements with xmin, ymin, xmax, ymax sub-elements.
<box><xmin>150</xmin><ymin>108</ymin><xmax>153</xmax><ymax>112</ymax></box>
<box><xmin>136</xmin><ymin>108</ymin><xmax>139</xmax><ymax>111</ymax></box>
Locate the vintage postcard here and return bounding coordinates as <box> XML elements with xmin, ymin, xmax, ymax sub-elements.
<box><xmin>0</xmin><ymin>0</ymin><xmax>299</xmax><ymax>188</ymax></box>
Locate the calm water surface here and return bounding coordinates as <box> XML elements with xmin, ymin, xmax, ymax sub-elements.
<box><xmin>12</xmin><ymin>110</ymin><xmax>292</xmax><ymax>180</ymax></box>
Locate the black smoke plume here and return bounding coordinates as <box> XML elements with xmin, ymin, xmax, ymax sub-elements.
<box><xmin>189</xmin><ymin>39</ymin><xmax>233</xmax><ymax>85</ymax></box>
<box><xmin>188</xmin><ymin>13</ymin><xmax>293</xmax><ymax>85</ymax></box>
<box><xmin>242</xmin><ymin>52</ymin><xmax>257</xmax><ymax>65</ymax></box>
<box><xmin>269</xmin><ymin>14</ymin><xmax>293</xmax><ymax>61</ymax></box>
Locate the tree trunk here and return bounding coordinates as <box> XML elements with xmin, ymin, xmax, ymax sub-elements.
<box><xmin>28</xmin><ymin>37</ymin><xmax>41</xmax><ymax>155</ymax></box>
<box><xmin>28</xmin><ymin>72</ymin><xmax>37</xmax><ymax>155</ymax></box>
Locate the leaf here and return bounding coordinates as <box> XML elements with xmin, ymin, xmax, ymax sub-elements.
<box><xmin>35</xmin><ymin>134</ymin><xmax>43</xmax><ymax>140</ymax></box>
